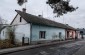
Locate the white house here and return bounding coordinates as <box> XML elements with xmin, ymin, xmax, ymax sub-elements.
<box><xmin>1</xmin><ymin>8</ymin><xmax>76</xmax><ymax>45</ymax></box>
<box><xmin>1</xmin><ymin>27</ymin><xmax>7</xmax><ymax>40</ymax></box>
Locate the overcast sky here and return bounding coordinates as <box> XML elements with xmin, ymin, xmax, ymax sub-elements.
<box><xmin>0</xmin><ymin>0</ymin><xmax>85</xmax><ymax>28</ymax></box>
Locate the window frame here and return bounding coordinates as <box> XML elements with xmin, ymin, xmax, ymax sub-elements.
<box><xmin>39</xmin><ymin>31</ymin><xmax>46</xmax><ymax>39</ymax></box>
<box><xmin>59</xmin><ymin>32</ymin><xmax>62</xmax><ymax>38</ymax></box>
<box><xmin>20</xmin><ymin>17</ymin><xmax>22</xmax><ymax>22</ymax></box>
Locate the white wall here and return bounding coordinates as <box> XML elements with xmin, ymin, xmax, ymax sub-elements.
<box><xmin>32</xmin><ymin>25</ymin><xmax>66</xmax><ymax>41</ymax></box>
<box><xmin>12</xmin><ymin>14</ymin><xmax>27</xmax><ymax>25</ymax></box>
<box><xmin>11</xmin><ymin>14</ymin><xmax>31</xmax><ymax>43</ymax></box>
<box><xmin>14</xmin><ymin>24</ymin><xmax>30</xmax><ymax>43</ymax></box>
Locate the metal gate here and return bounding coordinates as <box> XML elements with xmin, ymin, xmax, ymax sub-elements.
<box><xmin>22</xmin><ymin>37</ymin><xmax>29</xmax><ymax>45</ymax></box>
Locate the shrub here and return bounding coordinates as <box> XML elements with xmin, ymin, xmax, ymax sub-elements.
<box><xmin>0</xmin><ymin>39</ymin><xmax>14</xmax><ymax>49</ymax></box>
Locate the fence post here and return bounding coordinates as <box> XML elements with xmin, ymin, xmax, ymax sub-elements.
<box><xmin>28</xmin><ymin>38</ymin><xmax>29</xmax><ymax>45</ymax></box>
<box><xmin>22</xmin><ymin>37</ymin><xmax>24</xmax><ymax>45</ymax></box>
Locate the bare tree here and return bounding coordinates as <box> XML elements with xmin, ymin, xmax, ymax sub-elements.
<box><xmin>7</xmin><ymin>26</ymin><xmax>16</xmax><ymax>45</ymax></box>
<box><xmin>0</xmin><ymin>16</ymin><xmax>8</xmax><ymax>39</ymax></box>
<box><xmin>0</xmin><ymin>17</ymin><xmax>8</xmax><ymax>27</ymax></box>
<box><xmin>0</xmin><ymin>17</ymin><xmax>6</xmax><ymax>32</ymax></box>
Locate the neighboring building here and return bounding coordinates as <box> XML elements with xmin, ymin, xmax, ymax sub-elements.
<box><xmin>0</xmin><ymin>8</ymin><xmax>76</xmax><ymax>45</ymax></box>
<box><xmin>0</xmin><ymin>26</ymin><xmax>12</xmax><ymax>40</ymax></box>
<box><xmin>77</xmin><ymin>28</ymin><xmax>85</xmax><ymax>38</ymax></box>
<box><xmin>0</xmin><ymin>26</ymin><xmax>8</xmax><ymax>40</ymax></box>
<box><xmin>65</xmin><ymin>24</ymin><xmax>76</xmax><ymax>39</ymax></box>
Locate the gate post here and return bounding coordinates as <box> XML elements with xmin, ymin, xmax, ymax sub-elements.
<box><xmin>28</xmin><ymin>38</ymin><xmax>29</xmax><ymax>45</ymax></box>
<box><xmin>22</xmin><ymin>37</ymin><xmax>24</xmax><ymax>45</ymax></box>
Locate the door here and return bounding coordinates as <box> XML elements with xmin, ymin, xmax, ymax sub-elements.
<box><xmin>67</xmin><ymin>31</ymin><xmax>69</xmax><ymax>38</ymax></box>
<box><xmin>59</xmin><ymin>32</ymin><xmax>62</xmax><ymax>40</ymax></box>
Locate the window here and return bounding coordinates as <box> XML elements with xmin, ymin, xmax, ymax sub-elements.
<box><xmin>59</xmin><ymin>32</ymin><xmax>62</xmax><ymax>38</ymax></box>
<box><xmin>20</xmin><ymin>17</ymin><xmax>22</xmax><ymax>22</ymax></box>
<box><xmin>39</xmin><ymin>31</ymin><xmax>46</xmax><ymax>39</ymax></box>
<box><xmin>80</xmin><ymin>31</ymin><xmax>83</xmax><ymax>34</ymax></box>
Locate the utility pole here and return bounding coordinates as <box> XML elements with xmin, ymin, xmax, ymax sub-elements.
<box><xmin>24</xmin><ymin>0</ymin><xmax>27</xmax><ymax>9</ymax></box>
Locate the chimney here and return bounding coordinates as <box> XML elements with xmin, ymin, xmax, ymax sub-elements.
<box><xmin>66</xmin><ymin>24</ymin><xmax>69</xmax><ymax>26</ymax></box>
<box><xmin>77</xmin><ymin>28</ymin><xmax>79</xmax><ymax>29</ymax></box>
<box><xmin>38</xmin><ymin>15</ymin><xmax>43</xmax><ymax>18</ymax></box>
<box><xmin>22</xmin><ymin>8</ymin><xmax>26</xmax><ymax>13</ymax></box>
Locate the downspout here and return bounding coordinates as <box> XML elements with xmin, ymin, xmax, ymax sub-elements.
<box><xmin>75</xmin><ymin>30</ymin><xmax>76</xmax><ymax>38</ymax></box>
<box><xmin>30</xmin><ymin>23</ymin><xmax>32</xmax><ymax>44</ymax></box>
<box><xmin>65</xmin><ymin>29</ymin><xmax>67</xmax><ymax>40</ymax></box>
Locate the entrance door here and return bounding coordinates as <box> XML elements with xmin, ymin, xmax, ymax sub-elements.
<box><xmin>67</xmin><ymin>31</ymin><xmax>69</xmax><ymax>38</ymax></box>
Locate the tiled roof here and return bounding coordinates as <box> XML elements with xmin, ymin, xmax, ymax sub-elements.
<box><xmin>15</xmin><ymin>10</ymin><xmax>75</xmax><ymax>30</ymax></box>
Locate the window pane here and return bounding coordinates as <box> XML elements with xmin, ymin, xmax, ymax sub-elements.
<box><xmin>39</xmin><ymin>31</ymin><xmax>46</xmax><ymax>39</ymax></box>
